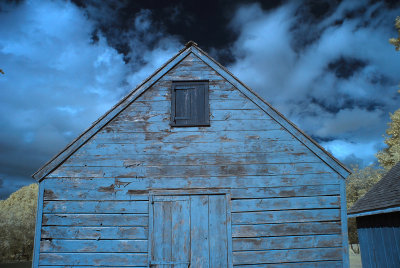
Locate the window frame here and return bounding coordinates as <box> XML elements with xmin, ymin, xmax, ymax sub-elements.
<box><xmin>170</xmin><ymin>80</ymin><xmax>210</xmax><ymax>127</ymax></box>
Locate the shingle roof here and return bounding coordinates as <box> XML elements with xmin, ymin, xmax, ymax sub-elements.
<box><xmin>348</xmin><ymin>162</ymin><xmax>400</xmax><ymax>216</ymax></box>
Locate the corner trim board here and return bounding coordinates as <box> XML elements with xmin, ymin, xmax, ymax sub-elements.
<box><xmin>32</xmin><ymin>181</ymin><xmax>44</xmax><ymax>268</ymax></box>
<box><xmin>340</xmin><ymin>178</ymin><xmax>349</xmax><ymax>268</ymax></box>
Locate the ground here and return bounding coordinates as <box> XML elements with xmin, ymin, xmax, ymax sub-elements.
<box><xmin>349</xmin><ymin>244</ymin><xmax>362</xmax><ymax>268</ymax></box>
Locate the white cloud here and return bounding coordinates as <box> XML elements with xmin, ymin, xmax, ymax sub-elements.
<box><xmin>321</xmin><ymin>139</ymin><xmax>382</xmax><ymax>166</ymax></box>
<box><xmin>227</xmin><ymin>1</ymin><xmax>400</xmax><ymax>168</ymax></box>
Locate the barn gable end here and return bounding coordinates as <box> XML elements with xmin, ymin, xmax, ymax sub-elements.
<box><xmin>32</xmin><ymin>42</ymin><xmax>350</xmax><ymax>267</ymax></box>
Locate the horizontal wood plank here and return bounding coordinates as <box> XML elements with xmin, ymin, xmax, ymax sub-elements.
<box><xmin>233</xmin><ymin>247</ymin><xmax>342</xmax><ymax>265</ymax></box>
<box><xmin>232</xmin><ymin>209</ymin><xmax>340</xmax><ymax>224</ymax></box>
<box><xmin>141</xmin><ymin>78</ymin><xmax>232</xmax><ymax>92</ymax></box>
<box><xmin>232</xmin><ymin>221</ymin><xmax>341</xmax><ymax>237</ymax></box>
<box><xmin>73</xmin><ymin>139</ymin><xmax>310</xmax><ymax>157</ymax></box>
<box><xmin>39</xmin><ymin>253</ymin><xmax>147</xmax><ymax>266</ymax></box>
<box><xmin>164</xmin><ymin>70</ymin><xmax>222</xmax><ymax>81</ymax></box>
<box><xmin>230</xmin><ymin>185</ymin><xmax>340</xmax><ymax>199</ymax></box>
<box><xmin>138</xmin><ymin>88</ymin><xmax>247</xmax><ymax>102</ymax></box>
<box><xmin>42</xmin><ymin>214</ymin><xmax>148</xmax><ymax>226</ymax></box>
<box><xmin>232</xmin><ymin>196</ymin><xmax>340</xmax><ymax>212</ymax></box>
<box><xmin>65</xmin><ymin>151</ymin><xmax>321</xmax><ymax>167</ymax></box>
<box><xmin>233</xmin><ymin>234</ymin><xmax>342</xmax><ymax>251</ymax></box>
<box><xmin>42</xmin><ymin>186</ymin><xmax>338</xmax><ymax>202</ymax></box>
<box><xmin>40</xmin><ymin>239</ymin><xmax>147</xmax><ymax>253</ymax></box>
<box><xmin>41</xmin><ymin>226</ymin><xmax>148</xmax><ymax>239</ymax></box>
<box><xmin>114</xmin><ymin>107</ymin><xmax>267</xmax><ymax>121</ymax></box>
<box><xmin>39</xmin><ymin>266</ymin><xmax>147</xmax><ymax>268</ymax></box>
<box><xmin>43</xmin><ymin>188</ymin><xmax>149</xmax><ymax>201</ymax></box>
<box><xmin>89</xmin><ymin>129</ymin><xmax>295</xmax><ymax>144</ymax></box>
<box><xmin>233</xmin><ymin>261</ymin><xmax>342</xmax><ymax>267</ymax></box>
<box><xmin>106</xmin><ymin>117</ymin><xmax>280</xmax><ymax>132</ymax></box>
<box><xmin>43</xmin><ymin>174</ymin><xmax>340</xmax><ymax>197</ymax></box>
<box><xmin>43</xmin><ymin>200</ymin><xmax>148</xmax><ymax>214</ymax></box>
<box><xmin>49</xmin><ymin>162</ymin><xmax>331</xmax><ymax>178</ymax></box>
<box><xmin>42</xmin><ymin>185</ymin><xmax>340</xmax><ymax>202</ymax></box>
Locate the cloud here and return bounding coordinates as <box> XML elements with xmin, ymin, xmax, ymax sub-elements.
<box><xmin>227</xmin><ymin>1</ymin><xmax>400</xmax><ymax>165</ymax></box>
<box><xmin>321</xmin><ymin>139</ymin><xmax>384</xmax><ymax>167</ymax></box>
<box><xmin>1</xmin><ymin>0</ymin><xmax>399</xmax><ymax>198</ymax></box>
<box><xmin>0</xmin><ymin>0</ymin><xmax>181</xmax><ymax>198</ymax></box>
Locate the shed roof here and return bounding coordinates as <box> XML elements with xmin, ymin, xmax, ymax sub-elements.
<box><xmin>32</xmin><ymin>41</ymin><xmax>350</xmax><ymax>181</ymax></box>
<box><xmin>348</xmin><ymin>162</ymin><xmax>400</xmax><ymax>217</ymax></box>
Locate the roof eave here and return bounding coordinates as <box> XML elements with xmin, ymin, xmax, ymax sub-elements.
<box><xmin>348</xmin><ymin>206</ymin><xmax>400</xmax><ymax>218</ymax></box>
<box><xmin>32</xmin><ymin>45</ymin><xmax>194</xmax><ymax>181</ymax></box>
<box><xmin>190</xmin><ymin>46</ymin><xmax>350</xmax><ymax>178</ymax></box>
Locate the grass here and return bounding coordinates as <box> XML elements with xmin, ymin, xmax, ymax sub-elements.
<box><xmin>349</xmin><ymin>244</ymin><xmax>362</xmax><ymax>268</ymax></box>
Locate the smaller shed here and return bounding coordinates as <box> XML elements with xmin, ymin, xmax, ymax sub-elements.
<box><xmin>348</xmin><ymin>162</ymin><xmax>400</xmax><ymax>268</ymax></box>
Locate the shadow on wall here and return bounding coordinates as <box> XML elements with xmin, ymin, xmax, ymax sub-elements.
<box><xmin>0</xmin><ymin>262</ymin><xmax>32</xmax><ymax>268</ymax></box>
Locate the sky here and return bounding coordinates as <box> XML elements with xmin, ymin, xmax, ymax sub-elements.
<box><xmin>0</xmin><ymin>0</ymin><xmax>399</xmax><ymax>199</ymax></box>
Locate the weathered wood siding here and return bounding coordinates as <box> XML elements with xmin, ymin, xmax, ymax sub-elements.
<box><xmin>37</xmin><ymin>53</ymin><xmax>345</xmax><ymax>267</ymax></box>
<box><xmin>357</xmin><ymin>212</ymin><xmax>400</xmax><ymax>268</ymax></box>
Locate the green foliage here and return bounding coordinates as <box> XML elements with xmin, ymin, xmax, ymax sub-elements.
<box><xmin>0</xmin><ymin>183</ymin><xmax>38</xmax><ymax>262</ymax></box>
<box><xmin>376</xmin><ymin>109</ymin><xmax>400</xmax><ymax>170</ymax></box>
<box><xmin>346</xmin><ymin>165</ymin><xmax>384</xmax><ymax>244</ymax></box>
<box><xmin>389</xmin><ymin>16</ymin><xmax>400</xmax><ymax>51</ymax></box>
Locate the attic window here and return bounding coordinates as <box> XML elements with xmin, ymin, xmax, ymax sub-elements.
<box><xmin>171</xmin><ymin>81</ymin><xmax>209</xmax><ymax>127</ymax></box>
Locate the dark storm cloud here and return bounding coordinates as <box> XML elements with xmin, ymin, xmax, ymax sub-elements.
<box><xmin>70</xmin><ymin>0</ymin><xmax>287</xmax><ymax>64</ymax></box>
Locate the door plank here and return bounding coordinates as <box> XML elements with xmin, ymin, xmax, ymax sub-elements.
<box><xmin>151</xmin><ymin>200</ymin><xmax>167</xmax><ymax>267</ymax></box>
<box><xmin>171</xmin><ymin>196</ymin><xmax>190</xmax><ymax>268</ymax></box>
<box><xmin>209</xmin><ymin>195</ymin><xmax>228</xmax><ymax>267</ymax></box>
<box><xmin>162</xmin><ymin>201</ymin><xmax>172</xmax><ymax>267</ymax></box>
<box><xmin>190</xmin><ymin>195</ymin><xmax>210</xmax><ymax>268</ymax></box>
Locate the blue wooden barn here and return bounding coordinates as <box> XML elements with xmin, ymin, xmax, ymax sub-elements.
<box><xmin>32</xmin><ymin>41</ymin><xmax>350</xmax><ymax>267</ymax></box>
<box><xmin>348</xmin><ymin>162</ymin><xmax>400</xmax><ymax>268</ymax></box>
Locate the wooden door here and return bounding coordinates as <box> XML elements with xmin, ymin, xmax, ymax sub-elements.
<box><xmin>150</xmin><ymin>194</ymin><xmax>229</xmax><ymax>268</ymax></box>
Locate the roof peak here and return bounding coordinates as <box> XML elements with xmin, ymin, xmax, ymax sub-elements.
<box><xmin>185</xmin><ymin>41</ymin><xmax>198</xmax><ymax>48</ymax></box>
<box><xmin>32</xmin><ymin>43</ymin><xmax>350</xmax><ymax>181</ymax></box>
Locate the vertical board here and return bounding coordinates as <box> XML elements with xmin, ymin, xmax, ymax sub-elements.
<box><xmin>190</xmin><ymin>195</ymin><xmax>210</xmax><ymax>268</ymax></box>
<box><xmin>357</xmin><ymin>212</ymin><xmax>400</xmax><ymax>268</ymax></box>
<box><xmin>209</xmin><ymin>195</ymin><xmax>228</xmax><ymax>267</ymax></box>
<box><xmin>32</xmin><ymin>182</ymin><xmax>44</xmax><ymax>268</ymax></box>
<box><xmin>339</xmin><ymin>179</ymin><xmax>349</xmax><ymax>268</ymax></box>
<box><xmin>162</xmin><ymin>201</ymin><xmax>172</xmax><ymax>267</ymax></box>
<box><xmin>171</xmin><ymin>197</ymin><xmax>191</xmax><ymax>268</ymax></box>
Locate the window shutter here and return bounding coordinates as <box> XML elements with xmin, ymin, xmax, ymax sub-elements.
<box><xmin>171</xmin><ymin>81</ymin><xmax>209</xmax><ymax>127</ymax></box>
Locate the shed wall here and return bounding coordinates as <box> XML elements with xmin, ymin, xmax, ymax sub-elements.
<box><xmin>357</xmin><ymin>212</ymin><xmax>400</xmax><ymax>268</ymax></box>
<box><xmin>37</xmin><ymin>53</ymin><xmax>345</xmax><ymax>267</ymax></box>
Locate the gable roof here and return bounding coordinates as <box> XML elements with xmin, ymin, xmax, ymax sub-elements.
<box><xmin>348</xmin><ymin>162</ymin><xmax>400</xmax><ymax>217</ymax></box>
<box><xmin>33</xmin><ymin>41</ymin><xmax>350</xmax><ymax>181</ymax></box>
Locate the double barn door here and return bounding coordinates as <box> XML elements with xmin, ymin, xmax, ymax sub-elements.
<box><xmin>149</xmin><ymin>194</ymin><xmax>231</xmax><ymax>267</ymax></box>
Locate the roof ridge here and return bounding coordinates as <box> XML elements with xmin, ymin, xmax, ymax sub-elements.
<box><xmin>185</xmin><ymin>41</ymin><xmax>198</xmax><ymax>48</ymax></box>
